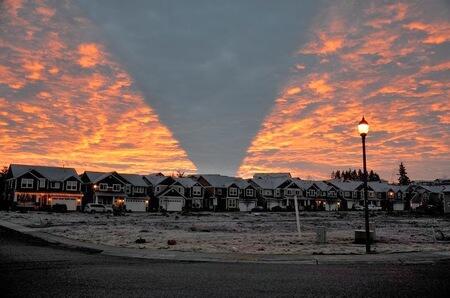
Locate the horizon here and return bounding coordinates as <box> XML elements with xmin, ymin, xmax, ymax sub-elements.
<box><xmin>1</xmin><ymin>0</ymin><xmax>449</xmax><ymax>181</ymax></box>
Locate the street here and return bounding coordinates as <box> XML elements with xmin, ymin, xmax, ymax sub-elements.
<box><xmin>0</xmin><ymin>228</ymin><xmax>449</xmax><ymax>297</ymax></box>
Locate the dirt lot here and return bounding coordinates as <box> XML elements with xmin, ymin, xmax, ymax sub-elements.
<box><xmin>1</xmin><ymin>210</ymin><xmax>450</xmax><ymax>255</ymax></box>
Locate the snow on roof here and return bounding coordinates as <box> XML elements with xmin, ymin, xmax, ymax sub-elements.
<box><xmin>417</xmin><ymin>185</ymin><xmax>445</xmax><ymax>193</ymax></box>
<box><xmin>327</xmin><ymin>179</ymin><xmax>363</xmax><ymax>191</ymax></box>
<box><xmin>10</xmin><ymin>164</ymin><xmax>79</xmax><ymax>181</ymax></box>
<box><xmin>144</xmin><ymin>174</ymin><xmax>168</xmax><ymax>186</ymax></box>
<box><xmin>118</xmin><ymin>173</ymin><xmax>148</xmax><ymax>187</ymax></box>
<box><xmin>84</xmin><ymin>171</ymin><xmax>109</xmax><ymax>182</ymax></box>
<box><xmin>175</xmin><ymin>177</ymin><xmax>199</xmax><ymax>188</ymax></box>
<box><xmin>199</xmin><ymin>174</ymin><xmax>249</xmax><ymax>188</ymax></box>
<box><xmin>367</xmin><ymin>181</ymin><xmax>395</xmax><ymax>192</ymax></box>
<box><xmin>253</xmin><ymin>173</ymin><xmax>292</xmax><ymax>179</ymax></box>
<box><xmin>251</xmin><ymin>176</ymin><xmax>291</xmax><ymax>189</ymax></box>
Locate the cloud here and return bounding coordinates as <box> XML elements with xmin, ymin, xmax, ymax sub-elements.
<box><xmin>0</xmin><ymin>0</ymin><xmax>196</xmax><ymax>174</ymax></box>
<box><xmin>238</xmin><ymin>1</ymin><xmax>450</xmax><ymax>180</ymax></box>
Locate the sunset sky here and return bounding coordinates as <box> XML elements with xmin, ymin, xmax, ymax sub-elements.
<box><xmin>1</xmin><ymin>0</ymin><xmax>449</xmax><ymax>180</ymax></box>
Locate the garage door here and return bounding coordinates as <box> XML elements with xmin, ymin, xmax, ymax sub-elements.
<box><xmin>52</xmin><ymin>198</ymin><xmax>77</xmax><ymax>211</ymax></box>
<box><xmin>163</xmin><ymin>199</ymin><xmax>184</xmax><ymax>212</ymax></box>
<box><xmin>126</xmin><ymin>199</ymin><xmax>146</xmax><ymax>212</ymax></box>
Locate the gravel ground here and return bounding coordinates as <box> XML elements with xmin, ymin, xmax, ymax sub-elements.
<box><xmin>1</xmin><ymin>210</ymin><xmax>450</xmax><ymax>255</ymax></box>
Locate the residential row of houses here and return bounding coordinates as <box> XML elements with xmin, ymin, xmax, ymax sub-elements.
<box><xmin>2</xmin><ymin>164</ymin><xmax>449</xmax><ymax>213</ymax></box>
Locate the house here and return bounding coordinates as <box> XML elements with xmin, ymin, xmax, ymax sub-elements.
<box><xmin>79</xmin><ymin>171</ymin><xmax>128</xmax><ymax>208</ymax></box>
<box><xmin>249</xmin><ymin>175</ymin><xmax>292</xmax><ymax>210</ymax></box>
<box><xmin>443</xmin><ymin>186</ymin><xmax>450</xmax><ymax>213</ymax></box>
<box><xmin>117</xmin><ymin>173</ymin><xmax>150</xmax><ymax>212</ymax></box>
<box><xmin>143</xmin><ymin>174</ymin><xmax>175</xmax><ymax>211</ymax></box>
<box><xmin>408</xmin><ymin>184</ymin><xmax>445</xmax><ymax>210</ymax></box>
<box><xmin>327</xmin><ymin>180</ymin><xmax>362</xmax><ymax>210</ymax></box>
<box><xmin>174</xmin><ymin>177</ymin><xmax>206</xmax><ymax>210</ymax></box>
<box><xmin>368</xmin><ymin>181</ymin><xmax>402</xmax><ymax>211</ymax></box>
<box><xmin>157</xmin><ymin>177</ymin><xmax>206</xmax><ymax>212</ymax></box>
<box><xmin>4</xmin><ymin>164</ymin><xmax>83</xmax><ymax>211</ymax></box>
<box><xmin>194</xmin><ymin>174</ymin><xmax>257</xmax><ymax>211</ymax></box>
<box><xmin>391</xmin><ymin>185</ymin><xmax>409</xmax><ymax>211</ymax></box>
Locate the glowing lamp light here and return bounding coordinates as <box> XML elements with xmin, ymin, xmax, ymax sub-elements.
<box><xmin>358</xmin><ymin>116</ymin><xmax>369</xmax><ymax>136</ymax></box>
<box><xmin>93</xmin><ymin>184</ymin><xmax>98</xmax><ymax>190</ymax></box>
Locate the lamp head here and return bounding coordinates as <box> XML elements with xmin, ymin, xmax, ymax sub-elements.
<box><xmin>358</xmin><ymin>116</ymin><xmax>369</xmax><ymax>136</ymax></box>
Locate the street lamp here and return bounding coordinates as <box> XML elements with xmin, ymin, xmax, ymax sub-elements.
<box><xmin>358</xmin><ymin>116</ymin><xmax>371</xmax><ymax>254</ymax></box>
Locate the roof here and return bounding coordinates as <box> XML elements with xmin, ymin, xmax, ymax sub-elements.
<box><xmin>144</xmin><ymin>174</ymin><xmax>169</xmax><ymax>186</ymax></box>
<box><xmin>198</xmin><ymin>174</ymin><xmax>249</xmax><ymax>188</ymax></box>
<box><xmin>175</xmin><ymin>177</ymin><xmax>200</xmax><ymax>188</ymax></box>
<box><xmin>251</xmin><ymin>176</ymin><xmax>291</xmax><ymax>189</ymax></box>
<box><xmin>253</xmin><ymin>173</ymin><xmax>292</xmax><ymax>179</ymax></box>
<box><xmin>327</xmin><ymin>179</ymin><xmax>363</xmax><ymax>191</ymax></box>
<box><xmin>83</xmin><ymin>171</ymin><xmax>109</xmax><ymax>182</ymax></box>
<box><xmin>118</xmin><ymin>173</ymin><xmax>148</xmax><ymax>187</ymax></box>
<box><xmin>10</xmin><ymin>164</ymin><xmax>80</xmax><ymax>181</ymax></box>
<box><xmin>416</xmin><ymin>185</ymin><xmax>445</xmax><ymax>193</ymax></box>
<box><xmin>367</xmin><ymin>181</ymin><xmax>395</xmax><ymax>192</ymax></box>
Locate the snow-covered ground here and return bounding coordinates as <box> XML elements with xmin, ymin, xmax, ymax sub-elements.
<box><xmin>1</xmin><ymin>211</ymin><xmax>450</xmax><ymax>255</ymax></box>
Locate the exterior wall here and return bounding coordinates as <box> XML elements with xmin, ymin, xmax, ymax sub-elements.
<box><xmin>393</xmin><ymin>202</ymin><xmax>404</xmax><ymax>211</ymax></box>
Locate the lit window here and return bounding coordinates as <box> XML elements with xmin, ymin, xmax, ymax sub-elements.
<box><xmin>21</xmin><ymin>178</ymin><xmax>33</xmax><ymax>189</ymax></box>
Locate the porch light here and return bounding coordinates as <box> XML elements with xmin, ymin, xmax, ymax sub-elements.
<box><xmin>358</xmin><ymin>116</ymin><xmax>369</xmax><ymax>136</ymax></box>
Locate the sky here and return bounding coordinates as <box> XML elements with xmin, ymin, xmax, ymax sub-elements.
<box><xmin>0</xmin><ymin>0</ymin><xmax>449</xmax><ymax>181</ymax></box>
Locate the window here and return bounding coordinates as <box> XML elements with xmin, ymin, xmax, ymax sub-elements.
<box><xmin>344</xmin><ymin>191</ymin><xmax>350</xmax><ymax>197</ymax></box>
<box><xmin>287</xmin><ymin>189</ymin><xmax>292</xmax><ymax>195</ymax></box>
<box><xmin>275</xmin><ymin>189</ymin><xmax>280</xmax><ymax>197</ymax></box>
<box><xmin>134</xmin><ymin>186</ymin><xmax>144</xmax><ymax>193</ymax></box>
<box><xmin>329</xmin><ymin>191</ymin><xmax>336</xmax><ymax>197</ymax></box>
<box><xmin>51</xmin><ymin>181</ymin><xmax>60</xmax><ymax>189</ymax></box>
<box><xmin>21</xmin><ymin>178</ymin><xmax>33</xmax><ymax>189</ymax></box>
<box><xmin>368</xmin><ymin>191</ymin><xmax>375</xmax><ymax>198</ymax></box>
<box><xmin>307</xmin><ymin>190</ymin><xmax>316</xmax><ymax>197</ymax></box>
<box><xmin>353</xmin><ymin>191</ymin><xmax>358</xmax><ymax>198</ymax></box>
<box><xmin>66</xmin><ymin>181</ymin><xmax>78</xmax><ymax>191</ymax></box>
<box><xmin>99</xmin><ymin>183</ymin><xmax>108</xmax><ymax>191</ymax></box>
<box><xmin>193</xmin><ymin>186</ymin><xmax>202</xmax><ymax>196</ymax></box>
<box><xmin>228</xmin><ymin>198</ymin><xmax>238</xmax><ymax>208</ymax></box>
<box><xmin>264</xmin><ymin>189</ymin><xmax>271</xmax><ymax>196</ymax></box>
<box><xmin>155</xmin><ymin>186</ymin><xmax>160</xmax><ymax>193</ymax></box>
<box><xmin>246</xmin><ymin>189</ymin><xmax>254</xmax><ymax>197</ymax></box>
<box><xmin>113</xmin><ymin>184</ymin><xmax>121</xmax><ymax>191</ymax></box>
<box><xmin>229</xmin><ymin>187</ymin><xmax>238</xmax><ymax>196</ymax></box>
<box><xmin>216</xmin><ymin>188</ymin><xmax>222</xmax><ymax>195</ymax></box>
<box><xmin>322</xmin><ymin>191</ymin><xmax>327</xmax><ymax>196</ymax></box>
<box><xmin>126</xmin><ymin>185</ymin><xmax>131</xmax><ymax>193</ymax></box>
<box><xmin>39</xmin><ymin>178</ymin><xmax>46</xmax><ymax>188</ymax></box>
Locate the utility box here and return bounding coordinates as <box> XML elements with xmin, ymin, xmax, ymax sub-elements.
<box><xmin>354</xmin><ymin>230</ymin><xmax>376</xmax><ymax>244</ymax></box>
<box><xmin>316</xmin><ymin>226</ymin><xmax>327</xmax><ymax>244</ymax></box>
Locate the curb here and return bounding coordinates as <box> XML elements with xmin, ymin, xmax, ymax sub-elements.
<box><xmin>1</xmin><ymin>219</ymin><xmax>450</xmax><ymax>265</ymax></box>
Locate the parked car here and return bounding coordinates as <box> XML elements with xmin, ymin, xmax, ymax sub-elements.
<box><xmin>251</xmin><ymin>206</ymin><xmax>265</xmax><ymax>212</ymax></box>
<box><xmin>354</xmin><ymin>204</ymin><xmax>364</xmax><ymax>211</ymax></box>
<box><xmin>368</xmin><ymin>204</ymin><xmax>382</xmax><ymax>211</ymax></box>
<box><xmin>84</xmin><ymin>203</ymin><xmax>112</xmax><ymax>214</ymax></box>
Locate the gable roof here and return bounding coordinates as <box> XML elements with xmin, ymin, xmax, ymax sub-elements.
<box><xmin>253</xmin><ymin>173</ymin><xmax>292</xmax><ymax>179</ymax></box>
<box><xmin>197</xmin><ymin>174</ymin><xmax>249</xmax><ymax>188</ymax></box>
<box><xmin>83</xmin><ymin>171</ymin><xmax>128</xmax><ymax>184</ymax></box>
<box><xmin>118</xmin><ymin>173</ymin><xmax>148</xmax><ymax>187</ymax></box>
<box><xmin>159</xmin><ymin>187</ymin><xmax>187</xmax><ymax>199</ymax></box>
<box><xmin>144</xmin><ymin>174</ymin><xmax>172</xmax><ymax>186</ymax></box>
<box><xmin>327</xmin><ymin>179</ymin><xmax>363</xmax><ymax>191</ymax></box>
<box><xmin>367</xmin><ymin>181</ymin><xmax>395</xmax><ymax>192</ymax></box>
<box><xmin>9</xmin><ymin>164</ymin><xmax>80</xmax><ymax>181</ymax></box>
<box><xmin>251</xmin><ymin>176</ymin><xmax>291</xmax><ymax>189</ymax></box>
<box><xmin>175</xmin><ymin>177</ymin><xmax>200</xmax><ymax>188</ymax></box>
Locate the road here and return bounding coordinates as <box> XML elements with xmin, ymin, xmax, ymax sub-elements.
<box><xmin>1</xmin><ymin>228</ymin><xmax>449</xmax><ymax>297</ymax></box>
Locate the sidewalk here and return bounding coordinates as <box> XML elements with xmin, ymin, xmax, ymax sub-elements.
<box><xmin>1</xmin><ymin>219</ymin><xmax>449</xmax><ymax>265</ymax></box>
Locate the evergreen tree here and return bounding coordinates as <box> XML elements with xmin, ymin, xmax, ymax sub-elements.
<box><xmin>398</xmin><ymin>162</ymin><xmax>411</xmax><ymax>185</ymax></box>
<box><xmin>335</xmin><ymin>170</ymin><xmax>341</xmax><ymax>179</ymax></box>
<box><xmin>357</xmin><ymin>169</ymin><xmax>364</xmax><ymax>180</ymax></box>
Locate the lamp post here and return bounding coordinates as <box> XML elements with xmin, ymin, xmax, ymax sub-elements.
<box><xmin>358</xmin><ymin>116</ymin><xmax>371</xmax><ymax>254</ymax></box>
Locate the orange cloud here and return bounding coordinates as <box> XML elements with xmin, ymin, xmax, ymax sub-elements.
<box><xmin>238</xmin><ymin>1</ymin><xmax>450</xmax><ymax>180</ymax></box>
<box><xmin>0</xmin><ymin>0</ymin><xmax>196</xmax><ymax>174</ymax></box>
